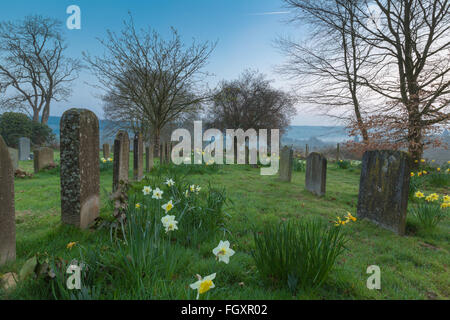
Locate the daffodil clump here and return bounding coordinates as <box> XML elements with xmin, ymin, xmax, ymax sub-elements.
<box><xmin>334</xmin><ymin>212</ymin><xmax>357</xmax><ymax>226</ymax></box>
<box><xmin>411</xmin><ymin>190</ymin><xmax>448</xmax><ymax>230</ymax></box>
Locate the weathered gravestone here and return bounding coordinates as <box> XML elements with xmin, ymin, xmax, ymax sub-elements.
<box><xmin>305</xmin><ymin>152</ymin><xmax>327</xmax><ymax>196</ymax></box>
<box><xmin>146</xmin><ymin>145</ymin><xmax>154</xmax><ymax>173</ymax></box>
<box><xmin>279</xmin><ymin>146</ymin><xmax>293</xmax><ymax>182</ymax></box>
<box><xmin>34</xmin><ymin>147</ymin><xmax>54</xmax><ymax>173</ymax></box>
<box><xmin>357</xmin><ymin>150</ymin><xmax>411</xmax><ymax>235</ymax></box>
<box><xmin>0</xmin><ymin>136</ymin><xmax>16</xmax><ymax>266</ymax></box>
<box><xmin>19</xmin><ymin>137</ymin><xmax>31</xmax><ymax>161</ymax></box>
<box><xmin>7</xmin><ymin>148</ymin><xmax>19</xmax><ymax>171</ymax></box>
<box><xmin>103</xmin><ymin>143</ymin><xmax>110</xmax><ymax>159</ymax></box>
<box><xmin>60</xmin><ymin>109</ymin><xmax>100</xmax><ymax>229</ymax></box>
<box><xmin>113</xmin><ymin>131</ymin><xmax>130</xmax><ymax>192</ymax></box>
<box><xmin>133</xmin><ymin>133</ymin><xmax>144</xmax><ymax>181</ymax></box>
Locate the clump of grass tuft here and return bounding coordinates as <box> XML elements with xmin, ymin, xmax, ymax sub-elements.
<box><xmin>252</xmin><ymin>218</ymin><xmax>348</xmax><ymax>291</ymax></box>
<box><xmin>410</xmin><ymin>202</ymin><xmax>446</xmax><ymax>231</ymax></box>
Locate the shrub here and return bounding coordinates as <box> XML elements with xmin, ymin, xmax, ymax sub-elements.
<box><xmin>293</xmin><ymin>159</ymin><xmax>306</xmax><ymax>172</ymax></box>
<box><xmin>336</xmin><ymin>160</ymin><xmax>351</xmax><ymax>169</ymax></box>
<box><xmin>252</xmin><ymin>218</ymin><xmax>348</xmax><ymax>291</ymax></box>
<box><xmin>0</xmin><ymin>112</ymin><xmax>54</xmax><ymax>147</ymax></box>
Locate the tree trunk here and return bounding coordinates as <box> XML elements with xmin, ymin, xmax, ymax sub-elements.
<box><xmin>33</xmin><ymin>109</ymin><xmax>40</xmax><ymax>122</ymax></box>
<box><xmin>408</xmin><ymin>112</ymin><xmax>423</xmax><ymax>168</ymax></box>
<box><xmin>41</xmin><ymin>102</ymin><xmax>50</xmax><ymax>125</ymax></box>
<box><xmin>153</xmin><ymin>127</ymin><xmax>160</xmax><ymax>157</ymax></box>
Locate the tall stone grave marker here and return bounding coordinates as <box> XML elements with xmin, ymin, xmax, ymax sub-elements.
<box><xmin>60</xmin><ymin>109</ymin><xmax>100</xmax><ymax>229</ymax></box>
<box><xmin>279</xmin><ymin>146</ymin><xmax>293</xmax><ymax>182</ymax></box>
<box><xmin>103</xmin><ymin>143</ymin><xmax>110</xmax><ymax>159</ymax></box>
<box><xmin>0</xmin><ymin>136</ymin><xmax>15</xmax><ymax>266</ymax></box>
<box><xmin>8</xmin><ymin>148</ymin><xmax>19</xmax><ymax>171</ymax></box>
<box><xmin>113</xmin><ymin>131</ymin><xmax>130</xmax><ymax>192</ymax></box>
<box><xmin>33</xmin><ymin>147</ymin><xmax>54</xmax><ymax>173</ymax></box>
<box><xmin>133</xmin><ymin>133</ymin><xmax>144</xmax><ymax>181</ymax></box>
<box><xmin>305</xmin><ymin>152</ymin><xmax>327</xmax><ymax>196</ymax></box>
<box><xmin>357</xmin><ymin>150</ymin><xmax>411</xmax><ymax>235</ymax></box>
<box><xmin>19</xmin><ymin>137</ymin><xmax>31</xmax><ymax>161</ymax></box>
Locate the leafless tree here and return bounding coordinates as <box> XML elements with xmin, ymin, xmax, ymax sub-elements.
<box><xmin>206</xmin><ymin>70</ymin><xmax>297</xmax><ymax>133</ymax></box>
<box><xmin>0</xmin><ymin>15</ymin><xmax>81</xmax><ymax>124</ymax></box>
<box><xmin>277</xmin><ymin>0</ymin><xmax>373</xmax><ymax>143</ymax></box>
<box><xmin>83</xmin><ymin>16</ymin><xmax>216</xmax><ymax>153</ymax></box>
<box><xmin>350</xmin><ymin>0</ymin><xmax>450</xmax><ymax>161</ymax></box>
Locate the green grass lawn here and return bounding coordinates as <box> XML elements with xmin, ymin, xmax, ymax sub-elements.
<box><xmin>1</xmin><ymin>152</ymin><xmax>449</xmax><ymax>300</ymax></box>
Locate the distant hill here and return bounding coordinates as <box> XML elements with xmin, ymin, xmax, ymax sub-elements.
<box><xmin>47</xmin><ymin>116</ymin><xmax>353</xmax><ymax>146</ymax></box>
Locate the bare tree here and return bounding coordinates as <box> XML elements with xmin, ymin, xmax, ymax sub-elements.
<box><xmin>206</xmin><ymin>70</ymin><xmax>297</xmax><ymax>133</ymax></box>
<box><xmin>83</xmin><ymin>16</ymin><xmax>215</xmax><ymax>153</ymax></box>
<box><xmin>277</xmin><ymin>0</ymin><xmax>372</xmax><ymax>143</ymax></box>
<box><xmin>349</xmin><ymin>0</ymin><xmax>450</xmax><ymax>161</ymax></box>
<box><xmin>0</xmin><ymin>15</ymin><xmax>81</xmax><ymax>124</ymax></box>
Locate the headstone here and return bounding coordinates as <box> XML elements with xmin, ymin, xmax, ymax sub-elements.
<box><xmin>305</xmin><ymin>152</ymin><xmax>327</xmax><ymax>196</ymax></box>
<box><xmin>357</xmin><ymin>150</ymin><xmax>411</xmax><ymax>235</ymax></box>
<box><xmin>103</xmin><ymin>143</ymin><xmax>110</xmax><ymax>159</ymax></box>
<box><xmin>279</xmin><ymin>146</ymin><xmax>293</xmax><ymax>182</ymax></box>
<box><xmin>7</xmin><ymin>148</ymin><xmax>18</xmax><ymax>171</ymax></box>
<box><xmin>18</xmin><ymin>137</ymin><xmax>31</xmax><ymax>161</ymax></box>
<box><xmin>133</xmin><ymin>133</ymin><xmax>144</xmax><ymax>181</ymax></box>
<box><xmin>146</xmin><ymin>145</ymin><xmax>154</xmax><ymax>172</ymax></box>
<box><xmin>113</xmin><ymin>131</ymin><xmax>130</xmax><ymax>192</ymax></box>
<box><xmin>33</xmin><ymin>147</ymin><xmax>54</xmax><ymax>173</ymax></box>
<box><xmin>0</xmin><ymin>136</ymin><xmax>15</xmax><ymax>266</ymax></box>
<box><xmin>60</xmin><ymin>109</ymin><xmax>100</xmax><ymax>229</ymax></box>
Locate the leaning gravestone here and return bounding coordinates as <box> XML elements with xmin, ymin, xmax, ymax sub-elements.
<box><xmin>0</xmin><ymin>136</ymin><xmax>15</xmax><ymax>266</ymax></box>
<box><xmin>19</xmin><ymin>137</ymin><xmax>31</xmax><ymax>161</ymax></box>
<box><xmin>357</xmin><ymin>150</ymin><xmax>411</xmax><ymax>235</ymax></box>
<box><xmin>33</xmin><ymin>147</ymin><xmax>54</xmax><ymax>173</ymax></box>
<box><xmin>305</xmin><ymin>152</ymin><xmax>327</xmax><ymax>196</ymax></box>
<box><xmin>279</xmin><ymin>146</ymin><xmax>293</xmax><ymax>182</ymax></box>
<box><xmin>133</xmin><ymin>133</ymin><xmax>144</xmax><ymax>181</ymax></box>
<box><xmin>146</xmin><ymin>145</ymin><xmax>154</xmax><ymax>173</ymax></box>
<box><xmin>103</xmin><ymin>143</ymin><xmax>110</xmax><ymax>159</ymax></box>
<box><xmin>113</xmin><ymin>131</ymin><xmax>130</xmax><ymax>192</ymax></box>
<box><xmin>7</xmin><ymin>148</ymin><xmax>19</xmax><ymax>171</ymax></box>
<box><xmin>60</xmin><ymin>109</ymin><xmax>100</xmax><ymax>229</ymax></box>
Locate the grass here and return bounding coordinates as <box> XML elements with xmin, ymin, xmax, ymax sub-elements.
<box><xmin>1</xmin><ymin>151</ymin><xmax>449</xmax><ymax>300</ymax></box>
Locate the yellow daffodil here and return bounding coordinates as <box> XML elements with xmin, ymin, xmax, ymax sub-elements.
<box><xmin>421</xmin><ymin>159</ymin><xmax>426</xmax><ymax>163</ymax></box>
<box><xmin>443</xmin><ymin>195</ymin><xmax>450</xmax><ymax>203</ymax></box>
<box><xmin>410</xmin><ymin>172</ymin><xmax>415</xmax><ymax>177</ymax></box>
<box><xmin>135</xmin><ymin>203</ymin><xmax>141</xmax><ymax>209</ymax></box>
<box><xmin>441</xmin><ymin>202</ymin><xmax>449</xmax><ymax>209</ymax></box>
<box><xmin>346</xmin><ymin>212</ymin><xmax>357</xmax><ymax>222</ymax></box>
<box><xmin>190</xmin><ymin>273</ymin><xmax>216</xmax><ymax>300</ymax></box>
<box><xmin>415</xmin><ymin>191</ymin><xmax>425</xmax><ymax>198</ymax></box>
<box><xmin>67</xmin><ymin>242</ymin><xmax>77</xmax><ymax>250</ymax></box>
<box><xmin>162</xmin><ymin>200</ymin><xmax>174</xmax><ymax>213</ymax></box>
<box><xmin>437</xmin><ymin>168</ymin><xmax>441</xmax><ymax>172</ymax></box>
<box><xmin>418</xmin><ymin>172</ymin><xmax>423</xmax><ymax>176</ymax></box>
<box><xmin>414</xmin><ymin>160</ymin><xmax>418</xmax><ymax>163</ymax></box>
<box><xmin>161</xmin><ymin>215</ymin><xmax>178</xmax><ymax>233</ymax></box>
<box><xmin>423</xmin><ymin>170</ymin><xmax>428</xmax><ymax>175</ymax></box>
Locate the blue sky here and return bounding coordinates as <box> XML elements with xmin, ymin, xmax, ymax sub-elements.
<box><xmin>0</xmin><ymin>0</ymin><xmax>338</xmax><ymax>125</ymax></box>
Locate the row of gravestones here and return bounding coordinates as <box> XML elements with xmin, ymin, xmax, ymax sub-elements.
<box><xmin>0</xmin><ymin>108</ymin><xmax>161</xmax><ymax>266</ymax></box>
<box><xmin>8</xmin><ymin>139</ymin><xmax>55</xmax><ymax>173</ymax></box>
<box><xmin>279</xmin><ymin>146</ymin><xmax>411</xmax><ymax>236</ymax></box>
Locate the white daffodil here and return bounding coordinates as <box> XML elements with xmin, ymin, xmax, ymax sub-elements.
<box><xmin>212</xmin><ymin>241</ymin><xmax>235</xmax><ymax>264</ymax></box>
<box><xmin>161</xmin><ymin>215</ymin><xmax>178</xmax><ymax>233</ymax></box>
<box><xmin>190</xmin><ymin>185</ymin><xmax>196</xmax><ymax>192</ymax></box>
<box><xmin>195</xmin><ymin>185</ymin><xmax>201</xmax><ymax>193</ymax></box>
<box><xmin>142</xmin><ymin>186</ymin><xmax>152</xmax><ymax>196</ymax></box>
<box><xmin>165</xmin><ymin>178</ymin><xmax>175</xmax><ymax>187</ymax></box>
<box><xmin>152</xmin><ymin>188</ymin><xmax>163</xmax><ymax>200</ymax></box>
<box><xmin>162</xmin><ymin>200</ymin><xmax>174</xmax><ymax>213</ymax></box>
<box><xmin>190</xmin><ymin>273</ymin><xmax>216</xmax><ymax>300</ymax></box>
